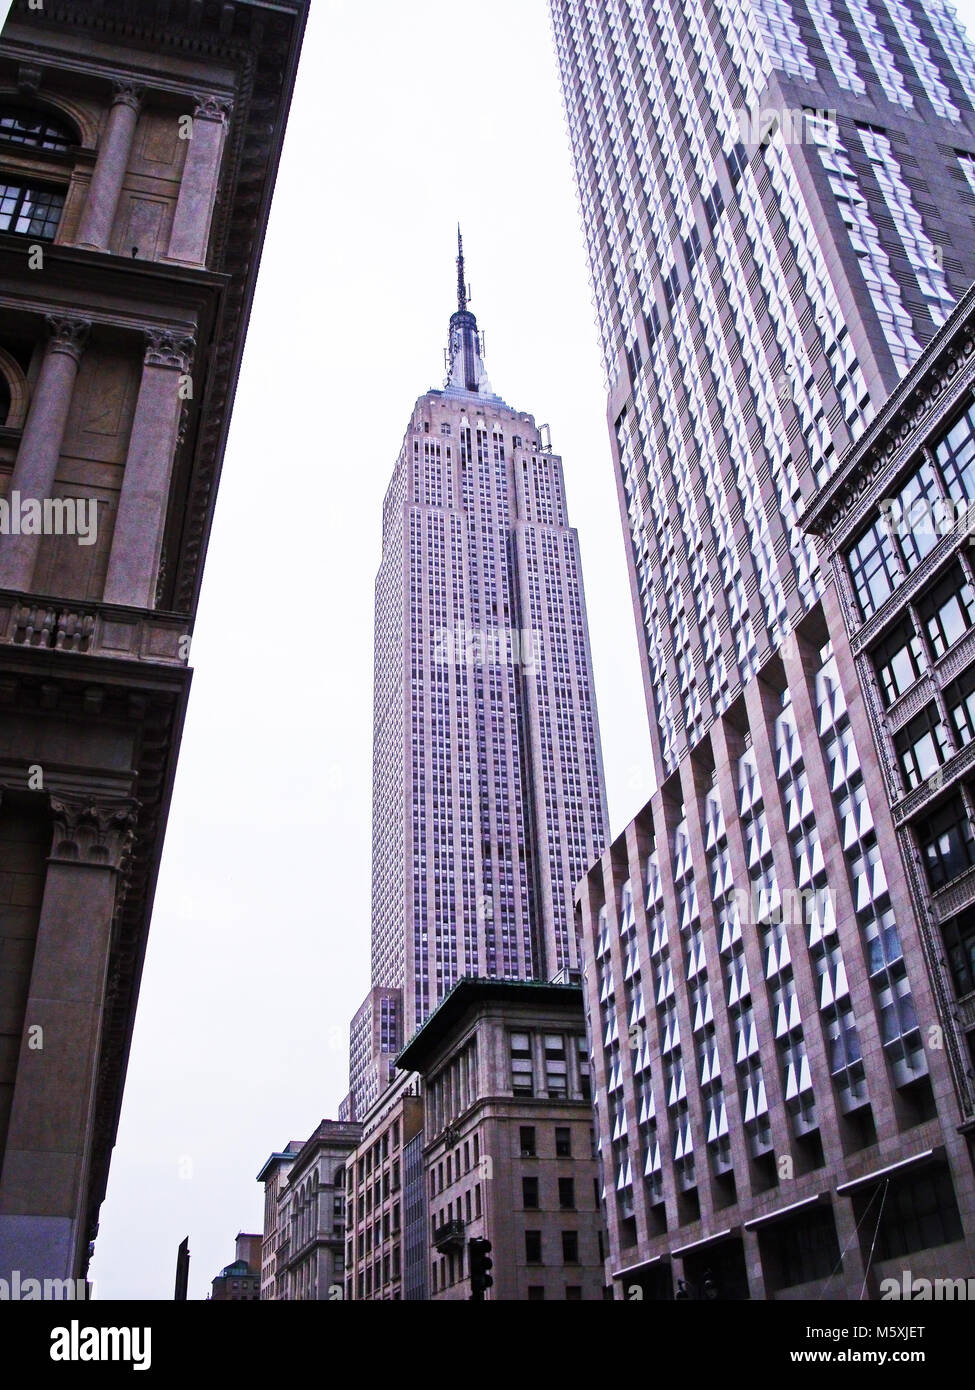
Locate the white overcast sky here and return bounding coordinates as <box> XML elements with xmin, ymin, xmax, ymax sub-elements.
<box><xmin>87</xmin><ymin>0</ymin><xmax>651</xmax><ymax>1300</ymax></box>
<box><xmin>74</xmin><ymin>0</ymin><xmax>975</xmax><ymax>1298</ymax></box>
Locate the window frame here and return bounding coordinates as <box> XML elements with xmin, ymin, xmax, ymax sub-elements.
<box><xmin>0</xmin><ymin>179</ymin><xmax>65</xmax><ymax>241</ymax></box>
<box><xmin>0</xmin><ymin>104</ymin><xmax>76</xmax><ymax>153</ymax></box>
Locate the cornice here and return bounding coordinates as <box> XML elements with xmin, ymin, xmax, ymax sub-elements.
<box><xmin>804</xmin><ymin>284</ymin><xmax>975</xmax><ymax>546</ymax></box>
<box><xmin>0</xmin><ymin>43</ymin><xmax>236</xmax><ymax>108</ymax></box>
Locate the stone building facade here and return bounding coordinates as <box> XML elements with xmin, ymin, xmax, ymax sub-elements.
<box><xmin>0</xmin><ymin>0</ymin><xmax>307</xmax><ymax>1282</ymax></box>
<box><xmin>258</xmin><ymin>1121</ymin><xmax>361</xmax><ymax>1302</ymax></box>
<box><xmin>398</xmin><ymin>978</ymin><xmax>607</xmax><ymax>1301</ymax></box>
<box><xmin>255</xmin><ymin>1140</ymin><xmax>302</xmax><ymax>1301</ymax></box>
<box><xmin>345</xmin><ymin>1069</ymin><xmax>423</xmax><ymax>1301</ymax></box>
<box><xmin>210</xmin><ymin>1231</ymin><xmax>261</xmax><ymax>1302</ymax></box>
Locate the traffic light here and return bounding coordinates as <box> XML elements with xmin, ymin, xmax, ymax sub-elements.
<box><xmin>469</xmin><ymin>1237</ymin><xmax>494</xmax><ymax>1300</ymax></box>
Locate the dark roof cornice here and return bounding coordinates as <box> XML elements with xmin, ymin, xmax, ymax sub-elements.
<box><xmin>803</xmin><ymin>281</ymin><xmax>975</xmax><ymax>549</ymax></box>
<box><xmin>396</xmin><ymin>977</ymin><xmax>584</xmax><ymax>1074</ymax></box>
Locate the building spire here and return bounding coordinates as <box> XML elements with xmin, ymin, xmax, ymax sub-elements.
<box><xmin>445</xmin><ymin>225</ymin><xmax>493</xmax><ymax>397</ymax></box>
<box><xmin>456</xmin><ymin>223</ymin><xmax>467</xmax><ymax>313</ymax></box>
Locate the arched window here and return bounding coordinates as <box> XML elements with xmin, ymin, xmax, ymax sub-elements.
<box><xmin>0</xmin><ymin>348</ymin><xmax>29</xmax><ymax>429</ymax></box>
<box><xmin>0</xmin><ymin>105</ymin><xmax>76</xmax><ymax>243</ymax></box>
<box><xmin>0</xmin><ymin>105</ymin><xmax>75</xmax><ymax>152</ymax></box>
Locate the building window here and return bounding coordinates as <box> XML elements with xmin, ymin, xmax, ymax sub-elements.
<box><xmin>511</xmin><ymin>1032</ymin><xmax>534</xmax><ymax>1095</ymax></box>
<box><xmin>847</xmin><ymin>518</ymin><xmax>902</xmax><ymax>618</ymax></box>
<box><xmin>519</xmin><ymin>1126</ymin><xmax>536</xmax><ymax>1158</ymax></box>
<box><xmin>872</xmin><ymin>618</ymin><xmax>926</xmax><ymax>706</ymax></box>
<box><xmin>555</xmin><ymin>1127</ymin><xmax>572</xmax><ymax>1158</ymax></box>
<box><xmin>561</xmin><ymin>1231</ymin><xmax>579</xmax><ymax>1264</ymax></box>
<box><xmin>0</xmin><ymin>106</ymin><xmax>74</xmax><ymax>151</ymax></box>
<box><xmin>934</xmin><ymin>401</ymin><xmax>975</xmax><ymax>505</ymax></box>
<box><xmin>889</xmin><ymin>460</ymin><xmax>943</xmax><ymax>571</ymax></box>
<box><xmin>894</xmin><ymin>704</ymin><xmax>951</xmax><ymax>790</ymax></box>
<box><xmin>917</xmin><ymin>794</ymin><xmax>975</xmax><ymax>889</ymax></box>
<box><xmin>527</xmin><ymin>1286</ymin><xmax>545</xmax><ymax>1300</ymax></box>
<box><xmin>525</xmin><ymin>1230</ymin><xmax>542</xmax><ymax>1264</ymax></box>
<box><xmin>522</xmin><ymin>1176</ymin><xmax>539</xmax><ymax>1209</ymax></box>
<box><xmin>558</xmin><ymin>1178</ymin><xmax>575</xmax><ymax>1210</ymax></box>
<box><xmin>851</xmin><ymin>1165</ymin><xmax>963</xmax><ymax>1260</ymax></box>
<box><xmin>565</xmin><ymin>1285</ymin><xmax>583</xmax><ymax>1300</ymax></box>
<box><xmin>544</xmin><ymin>1034</ymin><xmax>567</xmax><ymax>1098</ymax></box>
<box><xmin>0</xmin><ymin>182</ymin><xmax>64</xmax><ymax>240</ymax></box>
<box><xmin>577</xmin><ymin>1037</ymin><xmax>591</xmax><ymax>1100</ymax></box>
<box><xmin>917</xmin><ymin>564</ymin><xmax>975</xmax><ymax>659</ymax></box>
<box><xmin>946</xmin><ymin>667</ymin><xmax>975</xmax><ymax>748</ymax></box>
<box><xmin>941</xmin><ymin>908</ymin><xmax>975</xmax><ymax>997</ymax></box>
<box><xmin>757</xmin><ymin>1206</ymin><xmax>842</xmax><ymax>1291</ymax></box>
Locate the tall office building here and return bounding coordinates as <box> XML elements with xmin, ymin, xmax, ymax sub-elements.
<box><xmin>552</xmin><ymin>0</ymin><xmax>975</xmax><ymax>1295</ymax></box>
<box><xmin>345</xmin><ymin>236</ymin><xmax>608</xmax><ymax>1117</ymax></box>
<box><xmin>0</xmin><ymin>0</ymin><xmax>307</xmax><ymax>1281</ymax></box>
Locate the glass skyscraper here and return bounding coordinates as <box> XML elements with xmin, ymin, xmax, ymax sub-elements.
<box><xmin>552</xmin><ymin>0</ymin><xmax>975</xmax><ymax>1297</ymax></box>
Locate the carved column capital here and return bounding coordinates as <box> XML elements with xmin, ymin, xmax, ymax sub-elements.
<box><xmin>45</xmin><ymin>316</ymin><xmax>91</xmax><ymax>363</ymax></box>
<box><xmin>49</xmin><ymin>793</ymin><xmax>140</xmax><ymax>870</ymax></box>
<box><xmin>192</xmin><ymin>93</ymin><xmax>233</xmax><ymax>123</ymax></box>
<box><xmin>110</xmin><ymin>78</ymin><xmax>146</xmax><ymax>113</ymax></box>
<box><xmin>144</xmin><ymin>328</ymin><xmax>196</xmax><ymax>372</ymax></box>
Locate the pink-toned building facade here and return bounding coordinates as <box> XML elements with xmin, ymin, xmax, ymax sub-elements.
<box><xmin>346</xmin><ymin>236</ymin><xmax>609</xmax><ymax>1118</ymax></box>
<box><xmin>0</xmin><ymin>0</ymin><xmax>307</xmax><ymax>1282</ymax></box>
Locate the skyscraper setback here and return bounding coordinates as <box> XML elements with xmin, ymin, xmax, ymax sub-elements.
<box><xmin>345</xmin><ymin>236</ymin><xmax>608</xmax><ymax>1119</ymax></box>
<box><xmin>552</xmin><ymin>0</ymin><xmax>975</xmax><ymax>1295</ymax></box>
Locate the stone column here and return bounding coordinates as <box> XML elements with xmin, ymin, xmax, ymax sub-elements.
<box><xmin>167</xmin><ymin>94</ymin><xmax>232</xmax><ymax>265</ymax></box>
<box><xmin>76</xmin><ymin>79</ymin><xmax>145</xmax><ymax>252</ymax></box>
<box><xmin>0</xmin><ymin>317</ymin><xmax>90</xmax><ymax>592</ymax></box>
<box><xmin>0</xmin><ymin>793</ymin><xmax>138</xmax><ymax>1282</ymax></box>
<box><xmin>103</xmin><ymin>329</ymin><xmax>194</xmax><ymax>609</ymax></box>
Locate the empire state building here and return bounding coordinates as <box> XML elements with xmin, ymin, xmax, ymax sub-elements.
<box><xmin>344</xmin><ymin>234</ymin><xmax>608</xmax><ymax>1118</ymax></box>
